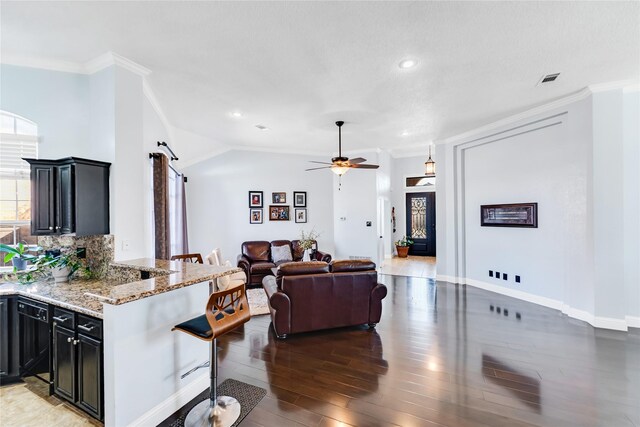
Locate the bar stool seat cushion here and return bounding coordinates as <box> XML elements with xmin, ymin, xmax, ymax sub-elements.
<box><xmin>173</xmin><ymin>309</ymin><xmax>235</xmax><ymax>340</ymax></box>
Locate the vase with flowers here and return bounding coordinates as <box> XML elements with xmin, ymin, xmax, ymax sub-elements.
<box><xmin>299</xmin><ymin>229</ymin><xmax>320</xmax><ymax>261</ymax></box>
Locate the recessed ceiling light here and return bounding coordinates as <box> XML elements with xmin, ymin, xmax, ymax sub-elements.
<box><xmin>401</xmin><ymin>130</ymin><xmax>410</xmax><ymax>137</ymax></box>
<box><xmin>230</xmin><ymin>111</ymin><xmax>243</xmax><ymax>118</ymax></box>
<box><xmin>399</xmin><ymin>59</ymin><xmax>416</xmax><ymax>69</ymax></box>
<box><xmin>255</xmin><ymin>124</ymin><xmax>269</xmax><ymax>131</ymax></box>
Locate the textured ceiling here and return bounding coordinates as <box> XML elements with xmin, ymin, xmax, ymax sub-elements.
<box><xmin>1</xmin><ymin>1</ymin><xmax>639</xmax><ymax>156</ymax></box>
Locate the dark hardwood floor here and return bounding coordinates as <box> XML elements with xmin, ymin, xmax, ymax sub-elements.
<box><xmin>210</xmin><ymin>275</ymin><xmax>640</xmax><ymax>427</ymax></box>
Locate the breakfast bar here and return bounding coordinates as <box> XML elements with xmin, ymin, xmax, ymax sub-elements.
<box><xmin>0</xmin><ymin>258</ymin><xmax>241</xmax><ymax>427</ymax></box>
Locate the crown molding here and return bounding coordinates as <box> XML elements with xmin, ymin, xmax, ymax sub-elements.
<box><xmin>438</xmin><ymin>79</ymin><xmax>640</xmax><ymax>146</ymax></box>
<box><xmin>1</xmin><ymin>51</ymin><xmax>151</xmax><ymax>76</ymax></box>
<box><xmin>142</xmin><ymin>79</ymin><xmax>174</xmax><ymax>141</ymax></box>
<box><xmin>1</xmin><ymin>54</ymin><xmax>86</xmax><ymax>74</ymax></box>
<box><xmin>84</xmin><ymin>52</ymin><xmax>151</xmax><ymax>76</ymax></box>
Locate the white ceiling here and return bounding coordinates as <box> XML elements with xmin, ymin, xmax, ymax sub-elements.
<box><xmin>2</xmin><ymin>1</ymin><xmax>639</xmax><ymax>157</ymax></box>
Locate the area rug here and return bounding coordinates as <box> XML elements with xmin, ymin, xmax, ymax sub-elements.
<box><xmin>246</xmin><ymin>288</ymin><xmax>270</xmax><ymax>316</ymax></box>
<box><xmin>160</xmin><ymin>379</ymin><xmax>266</xmax><ymax>427</ymax></box>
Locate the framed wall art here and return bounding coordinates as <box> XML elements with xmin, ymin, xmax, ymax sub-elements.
<box><xmin>293</xmin><ymin>191</ymin><xmax>307</xmax><ymax>207</ymax></box>
<box><xmin>295</xmin><ymin>208</ymin><xmax>307</xmax><ymax>223</ymax></box>
<box><xmin>269</xmin><ymin>205</ymin><xmax>290</xmax><ymax>221</ymax></box>
<box><xmin>250</xmin><ymin>209</ymin><xmax>263</xmax><ymax>224</ymax></box>
<box><xmin>272</xmin><ymin>192</ymin><xmax>286</xmax><ymax>204</ymax></box>
<box><xmin>249</xmin><ymin>191</ymin><xmax>263</xmax><ymax>208</ymax></box>
<box><xmin>481</xmin><ymin>203</ymin><xmax>538</xmax><ymax>228</ymax></box>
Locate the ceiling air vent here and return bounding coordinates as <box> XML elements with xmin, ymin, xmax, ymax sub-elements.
<box><xmin>538</xmin><ymin>73</ymin><xmax>560</xmax><ymax>85</ymax></box>
<box><xmin>255</xmin><ymin>124</ymin><xmax>269</xmax><ymax>131</ymax></box>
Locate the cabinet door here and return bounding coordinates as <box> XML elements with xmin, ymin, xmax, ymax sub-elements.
<box><xmin>77</xmin><ymin>334</ymin><xmax>102</xmax><ymax>420</ymax></box>
<box><xmin>0</xmin><ymin>299</ymin><xmax>8</xmax><ymax>379</ymax></box>
<box><xmin>53</xmin><ymin>324</ymin><xmax>76</xmax><ymax>402</ymax></box>
<box><xmin>57</xmin><ymin>164</ymin><xmax>75</xmax><ymax>234</ymax></box>
<box><xmin>31</xmin><ymin>165</ymin><xmax>56</xmax><ymax>235</ymax></box>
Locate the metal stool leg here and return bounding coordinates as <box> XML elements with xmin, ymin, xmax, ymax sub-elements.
<box><xmin>184</xmin><ymin>339</ymin><xmax>241</xmax><ymax>427</ymax></box>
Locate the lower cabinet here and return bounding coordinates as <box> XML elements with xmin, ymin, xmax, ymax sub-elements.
<box><xmin>52</xmin><ymin>309</ymin><xmax>103</xmax><ymax>421</ymax></box>
<box><xmin>0</xmin><ymin>296</ymin><xmax>20</xmax><ymax>383</ymax></box>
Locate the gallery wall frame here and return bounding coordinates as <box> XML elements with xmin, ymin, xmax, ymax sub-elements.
<box><xmin>269</xmin><ymin>205</ymin><xmax>290</xmax><ymax>221</ymax></box>
<box><xmin>249</xmin><ymin>191</ymin><xmax>263</xmax><ymax>208</ymax></box>
<box><xmin>293</xmin><ymin>191</ymin><xmax>307</xmax><ymax>207</ymax></box>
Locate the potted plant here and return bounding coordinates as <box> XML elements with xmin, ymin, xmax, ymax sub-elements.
<box><xmin>395</xmin><ymin>236</ymin><xmax>414</xmax><ymax>258</ymax></box>
<box><xmin>0</xmin><ymin>242</ymin><xmax>40</xmax><ymax>271</ymax></box>
<box><xmin>37</xmin><ymin>250</ymin><xmax>88</xmax><ymax>283</ymax></box>
<box><xmin>299</xmin><ymin>229</ymin><xmax>320</xmax><ymax>261</ymax></box>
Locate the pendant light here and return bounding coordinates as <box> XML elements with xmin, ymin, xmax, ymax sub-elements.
<box><xmin>425</xmin><ymin>145</ymin><xmax>436</xmax><ymax>177</ymax></box>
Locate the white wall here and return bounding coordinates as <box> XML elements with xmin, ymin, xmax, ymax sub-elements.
<box><xmin>333</xmin><ymin>151</ymin><xmax>379</xmax><ymax>262</ymax></box>
<box><xmin>0</xmin><ymin>64</ymin><xmax>103</xmax><ymax>160</ymax></box>
<box><xmin>184</xmin><ymin>150</ymin><xmax>335</xmax><ymax>263</ymax></box>
<box><xmin>436</xmin><ymin>87</ymin><xmax>640</xmax><ymax>330</ymax></box>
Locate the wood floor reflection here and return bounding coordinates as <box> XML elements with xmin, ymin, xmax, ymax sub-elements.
<box><xmin>216</xmin><ymin>276</ymin><xmax>640</xmax><ymax>427</ymax></box>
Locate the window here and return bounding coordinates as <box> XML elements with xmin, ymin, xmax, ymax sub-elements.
<box><xmin>0</xmin><ymin>111</ymin><xmax>38</xmax><ymax>265</ymax></box>
<box><xmin>405</xmin><ymin>176</ymin><xmax>435</xmax><ymax>188</ymax></box>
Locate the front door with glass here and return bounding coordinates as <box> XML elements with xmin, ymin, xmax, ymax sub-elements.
<box><xmin>405</xmin><ymin>192</ymin><xmax>436</xmax><ymax>256</ymax></box>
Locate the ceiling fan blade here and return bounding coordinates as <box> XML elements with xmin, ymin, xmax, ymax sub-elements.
<box><xmin>350</xmin><ymin>163</ymin><xmax>379</xmax><ymax>169</ymax></box>
<box><xmin>305</xmin><ymin>166</ymin><xmax>332</xmax><ymax>171</ymax></box>
<box><xmin>349</xmin><ymin>157</ymin><xmax>367</xmax><ymax>164</ymax></box>
<box><xmin>308</xmin><ymin>160</ymin><xmax>333</xmax><ymax>165</ymax></box>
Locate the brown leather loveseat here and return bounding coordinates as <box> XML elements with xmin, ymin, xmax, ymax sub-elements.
<box><xmin>262</xmin><ymin>260</ymin><xmax>387</xmax><ymax>338</ymax></box>
<box><xmin>237</xmin><ymin>240</ymin><xmax>332</xmax><ymax>286</ymax></box>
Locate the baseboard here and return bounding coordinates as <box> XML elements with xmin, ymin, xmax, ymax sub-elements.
<box><xmin>436</xmin><ymin>274</ymin><xmax>459</xmax><ymax>283</ymax></box>
<box><xmin>592</xmin><ymin>316</ymin><xmax>628</xmax><ymax>331</ymax></box>
<box><xmin>465</xmin><ymin>278</ymin><xmax>563</xmax><ymax>311</ymax></box>
<box><xmin>129</xmin><ymin>372</ymin><xmax>208</xmax><ymax>427</ymax></box>
<box><xmin>626</xmin><ymin>316</ymin><xmax>640</xmax><ymax>328</ymax></box>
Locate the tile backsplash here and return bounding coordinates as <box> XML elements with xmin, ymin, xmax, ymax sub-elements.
<box><xmin>37</xmin><ymin>235</ymin><xmax>114</xmax><ymax>279</ymax></box>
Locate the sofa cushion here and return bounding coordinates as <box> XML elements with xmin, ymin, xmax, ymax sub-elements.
<box><xmin>271</xmin><ymin>244</ymin><xmax>293</xmax><ymax>263</ymax></box>
<box><xmin>330</xmin><ymin>259</ymin><xmax>376</xmax><ymax>273</ymax></box>
<box><xmin>250</xmin><ymin>261</ymin><xmax>276</xmax><ymax>274</ymax></box>
<box><xmin>242</xmin><ymin>241</ymin><xmax>271</xmax><ymax>262</ymax></box>
<box><xmin>278</xmin><ymin>261</ymin><xmax>329</xmax><ymax>276</ymax></box>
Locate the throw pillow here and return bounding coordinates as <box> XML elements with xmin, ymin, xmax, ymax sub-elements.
<box><xmin>271</xmin><ymin>245</ymin><xmax>293</xmax><ymax>263</ymax></box>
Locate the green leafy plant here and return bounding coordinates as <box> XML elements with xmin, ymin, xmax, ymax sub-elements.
<box><xmin>1</xmin><ymin>247</ymin><xmax>90</xmax><ymax>284</ymax></box>
<box><xmin>395</xmin><ymin>235</ymin><xmax>414</xmax><ymax>247</ymax></box>
<box><xmin>0</xmin><ymin>242</ymin><xmax>41</xmax><ymax>265</ymax></box>
<box><xmin>299</xmin><ymin>229</ymin><xmax>320</xmax><ymax>251</ymax></box>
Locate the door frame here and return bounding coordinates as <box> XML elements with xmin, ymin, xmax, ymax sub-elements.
<box><xmin>404</xmin><ymin>187</ymin><xmax>436</xmax><ymax>257</ymax></box>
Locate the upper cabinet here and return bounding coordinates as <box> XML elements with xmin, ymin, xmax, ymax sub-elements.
<box><xmin>24</xmin><ymin>158</ymin><xmax>111</xmax><ymax>236</ymax></box>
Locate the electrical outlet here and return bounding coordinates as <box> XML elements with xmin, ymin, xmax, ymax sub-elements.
<box><xmin>496</xmin><ymin>271</ymin><xmax>500</xmax><ymax>279</ymax></box>
<box><xmin>77</xmin><ymin>247</ymin><xmax>86</xmax><ymax>259</ymax></box>
<box><xmin>122</xmin><ymin>240</ymin><xmax>130</xmax><ymax>251</ymax></box>
<box><xmin>503</xmin><ymin>273</ymin><xmax>508</xmax><ymax>281</ymax></box>
<box><xmin>366</xmin><ymin>221</ymin><xmax>372</xmax><ymax>227</ymax></box>
<box><xmin>515</xmin><ymin>275</ymin><xmax>521</xmax><ymax>283</ymax></box>
<box><xmin>489</xmin><ymin>270</ymin><xmax>493</xmax><ymax>277</ymax></box>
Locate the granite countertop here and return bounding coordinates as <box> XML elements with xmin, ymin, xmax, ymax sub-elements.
<box><xmin>0</xmin><ymin>258</ymin><xmax>241</xmax><ymax>319</ymax></box>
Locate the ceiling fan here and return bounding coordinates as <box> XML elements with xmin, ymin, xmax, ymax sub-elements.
<box><xmin>306</xmin><ymin>121</ymin><xmax>380</xmax><ymax>176</ymax></box>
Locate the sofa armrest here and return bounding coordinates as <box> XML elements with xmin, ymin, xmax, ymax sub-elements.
<box><xmin>369</xmin><ymin>283</ymin><xmax>388</xmax><ymax>324</ymax></box>
<box><xmin>263</xmin><ymin>276</ymin><xmax>291</xmax><ymax>338</ymax></box>
<box><xmin>313</xmin><ymin>250</ymin><xmax>332</xmax><ymax>263</ymax></box>
<box><xmin>238</xmin><ymin>255</ymin><xmax>251</xmax><ymax>283</ymax></box>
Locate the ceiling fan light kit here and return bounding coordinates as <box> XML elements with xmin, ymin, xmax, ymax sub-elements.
<box><xmin>306</xmin><ymin>120</ymin><xmax>380</xmax><ymax>178</ymax></box>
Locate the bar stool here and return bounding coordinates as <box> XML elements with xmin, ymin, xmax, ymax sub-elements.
<box><xmin>172</xmin><ymin>286</ymin><xmax>251</xmax><ymax>427</ymax></box>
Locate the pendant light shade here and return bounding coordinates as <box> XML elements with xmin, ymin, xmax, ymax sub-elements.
<box><xmin>425</xmin><ymin>145</ymin><xmax>436</xmax><ymax>177</ymax></box>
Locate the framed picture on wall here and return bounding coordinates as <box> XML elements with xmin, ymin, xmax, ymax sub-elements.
<box><xmin>481</xmin><ymin>203</ymin><xmax>538</xmax><ymax>228</ymax></box>
<box><xmin>250</xmin><ymin>209</ymin><xmax>263</xmax><ymax>224</ymax></box>
<box><xmin>269</xmin><ymin>205</ymin><xmax>290</xmax><ymax>221</ymax></box>
<box><xmin>295</xmin><ymin>208</ymin><xmax>307</xmax><ymax>223</ymax></box>
<box><xmin>293</xmin><ymin>191</ymin><xmax>307</xmax><ymax>207</ymax></box>
<box><xmin>272</xmin><ymin>192</ymin><xmax>286</xmax><ymax>204</ymax></box>
<box><xmin>249</xmin><ymin>191</ymin><xmax>263</xmax><ymax>208</ymax></box>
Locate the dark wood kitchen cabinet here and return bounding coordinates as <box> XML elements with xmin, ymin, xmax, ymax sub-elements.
<box><xmin>24</xmin><ymin>157</ymin><xmax>111</xmax><ymax>236</ymax></box>
<box><xmin>52</xmin><ymin>309</ymin><xmax>103</xmax><ymax>420</ymax></box>
<box><xmin>0</xmin><ymin>296</ymin><xmax>20</xmax><ymax>384</ymax></box>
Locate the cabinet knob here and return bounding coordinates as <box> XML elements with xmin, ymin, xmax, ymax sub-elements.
<box><xmin>67</xmin><ymin>337</ymin><xmax>72</xmax><ymax>343</ymax></box>
<box><xmin>49</xmin><ymin>226</ymin><xmax>53</xmax><ymax>230</ymax></box>
<box><xmin>55</xmin><ymin>226</ymin><xmax>61</xmax><ymax>230</ymax></box>
<box><xmin>73</xmin><ymin>339</ymin><xmax>79</xmax><ymax>345</ymax></box>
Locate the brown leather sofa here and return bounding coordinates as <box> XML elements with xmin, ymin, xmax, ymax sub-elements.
<box><xmin>262</xmin><ymin>260</ymin><xmax>387</xmax><ymax>338</ymax></box>
<box><xmin>237</xmin><ymin>240</ymin><xmax>331</xmax><ymax>286</ymax></box>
